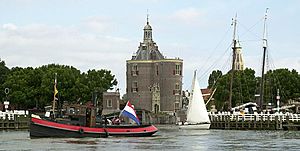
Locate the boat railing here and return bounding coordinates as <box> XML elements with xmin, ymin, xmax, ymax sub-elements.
<box><xmin>209</xmin><ymin>112</ymin><xmax>300</xmax><ymax>122</ymax></box>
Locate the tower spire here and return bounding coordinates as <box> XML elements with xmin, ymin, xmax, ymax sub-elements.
<box><xmin>143</xmin><ymin>10</ymin><xmax>152</xmax><ymax>42</ymax></box>
<box><xmin>147</xmin><ymin>9</ymin><xmax>149</xmax><ymax>25</ymax></box>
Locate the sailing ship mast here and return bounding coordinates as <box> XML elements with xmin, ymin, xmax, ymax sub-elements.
<box><xmin>259</xmin><ymin>8</ymin><xmax>268</xmax><ymax>112</ymax></box>
<box><xmin>228</xmin><ymin>14</ymin><xmax>238</xmax><ymax>111</ymax></box>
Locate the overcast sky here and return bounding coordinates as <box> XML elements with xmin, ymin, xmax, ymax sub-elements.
<box><xmin>0</xmin><ymin>0</ymin><xmax>299</xmax><ymax>95</ymax></box>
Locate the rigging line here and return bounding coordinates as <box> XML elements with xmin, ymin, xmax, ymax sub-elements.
<box><xmin>208</xmin><ymin>54</ymin><xmax>232</xmax><ymax>90</ymax></box>
<box><xmin>238</xmin><ymin>72</ymin><xmax>244</xmax><ymax>104</ymax></box>
<box><xmin>272</xmin><ymin>72</ymin><xmax>288</xmax><ymax>102</ymax></box>
<box><xmin>239</xmin><ymin>39</ymin><xmax>261</xmax><ymax>42</ymax></box>
<box><xmin>198</xmin><ymin>41</ymin><xmax>233</xmax><ymax>82</ymax></box>
<box><xmin>197</xmin><ymin>26</ymin><xmax>232</xmax><ymax>78</ymax></box>
<box><xmin>265</xmin><ymin>47</ymin><xmax>279</xmax><ymax>101</ymax></box>
<box><xmin>266</xmin><ymin>47</ymin><xmax>277</xmax><ymax>70</ymax></box>
<box><xmin>237</xmin><ymin>16</ymin><xmax>265</xmax><ymax>39</ymax></box>
<box><xmin>263</xmin><ymin>47</ymin><xmax>289</xmax><ymax>103</ymax></box>
<box><xmin>242</xmin><ymin>70</ymin><xmax>253</xmax><ymax>103</ymax></box>
<box><xmin>194</xmin><ymin>50</ymin><xmax>232</xmax><ymax>92</ymax></box>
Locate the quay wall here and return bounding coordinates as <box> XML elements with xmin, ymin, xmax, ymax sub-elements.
<box><xmin>209</xmin><ymin>112</ymin><xmax>300</xmax><ymax>130</ymax></box>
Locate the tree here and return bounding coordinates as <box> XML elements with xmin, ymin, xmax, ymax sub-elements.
<box><xmin>264</xmin><ymin>69</ymin><xmax>300</xmax><ymax>105</ymax></box>
<box><xmin>208</xmin><ymin>70</ymin><xmax>222</xmax><ymax>89</ymax></box>
<box><xmin>84</xmin><ymin>69</ymin><xmax>118</xmax><ymax>114</ymax></box>
<box><xmin>2</xmin><ymin>63</ymin><xmax>118</xmax><ymax>110</ymax></box>
<box><xmin>210</xmin><ymin>68</ymin><xmax>256</xmax><ymax>110</ymax></box>
<box><xmin>0</xmin><ymin>59</ymin><xmax>10</xmax><ymax>101</ymax></box>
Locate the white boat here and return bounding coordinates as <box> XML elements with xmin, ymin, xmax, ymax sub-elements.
<box><xmin>179</xmin><ymin>70</ymin><xmax>211</xmax><ymax>130</ymax></box>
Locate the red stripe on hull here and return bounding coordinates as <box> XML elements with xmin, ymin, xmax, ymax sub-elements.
<box><xmin>30</xmin><ymin>117</ymin><xmax>158</xmax><ymax>138</ymax></box>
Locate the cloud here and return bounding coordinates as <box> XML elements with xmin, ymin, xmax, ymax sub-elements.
<box><xmin>171</xmin><ymin>7</ymin><xmax>204</xmax><ymax>25</ymax></box>
<box><xmin>2</xmin><ymin>23</ymin><xmax>18</xmax><ymax>30</ymax></box>
<box><xmin>0</xmin><ymin>20</ymin><xmax>137</xmax><ymax>95</ymax></box>
<box><xmin>81</xmin><ymin>16</ymin><xmax>113</xmax><ymax>33</ymax></box>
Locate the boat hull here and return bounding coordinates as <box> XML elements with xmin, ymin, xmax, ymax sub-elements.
<box><xmin>179</xmin><ymin>123</ymin><xmax>211</xmax><ymax>130</ymax></box>
<box><xmin>30</xmin><ymin>117</ymin><xmax>158</xmax><ymax>138</ymax></box>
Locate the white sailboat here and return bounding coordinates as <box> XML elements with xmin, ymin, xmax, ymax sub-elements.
<box><xmin>179</xmin><ymin>70</ymin><xmax>211</xmax><ymax>129</ymax></box>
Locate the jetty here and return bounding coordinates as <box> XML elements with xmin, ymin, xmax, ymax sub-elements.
<box><xmin>209</xmin><ymin>112</ymin><xmax>300</xmax><ymax>130</ymax></box>
<box><xmin>0</xmin><ymin>111</ymin><xmax>29</xmax><ymax>129</ymax></box>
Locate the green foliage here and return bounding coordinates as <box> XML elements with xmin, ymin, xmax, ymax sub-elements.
<box><xmin>265</xmin><ymin>69</ymin><xmax>300</xmax><ymax>105</ymax></box>
<box><xmin>208</xmin><ymin>70</ymin><xmax>222</xmax><ymax>89</ymax></box>
<box><xmin>2</xmin><ymin>62</ymin><xmax>117</xmax><ymax>110</ymax></box>
<box><xmin>209</xmin><ymin>68</ymin><xmax>300</xmax><ymax>111</ymax></box>
<box><xmin>0</xmin><ymin>59</ymin><xmax>10</xmax><ymax>101</ymax></box>
<box><xmin>210</xmin><ymin>68</ymin><xmax>257</xmax><ymax>111</ymax></box>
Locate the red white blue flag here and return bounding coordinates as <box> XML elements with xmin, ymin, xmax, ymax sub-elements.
<box><xmin>120</xmin><ymin>101</ymin><xmax>140</xmax><ymax>125</ymax></box>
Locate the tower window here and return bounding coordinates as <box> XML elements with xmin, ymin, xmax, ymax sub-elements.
<box><xmin>131</xmin><ymin>64</ymin><xmax>138</xmax><ymax>76</ymax></box>
<box><xmin>132</xmin><ymin>81</ymin><xmax>138</xmax><ymax>92</ymax></box>
<box><xmin>174</xmin><ymin>64</ymin><xmax>182</xmax><ymax>75</ymax></box>
<box><xmin>173</xmin><ymin>83</ymin><xmax>180</xmax><ymax>95</ymax></box>
<box><xmin>174</xmin><ymin>102</ymin><xmax>180</xmax><ymax>111</ymax></box>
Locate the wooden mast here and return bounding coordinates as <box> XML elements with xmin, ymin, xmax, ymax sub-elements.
<box><xmin>228</xmin><ymin>14</ymin><xmax>238</xmax><ymax>111</ymax></box>
<box><xmin>259</xmin><ymin>8</ymin><xmax>268</xmax><ymax>112</ymax></box>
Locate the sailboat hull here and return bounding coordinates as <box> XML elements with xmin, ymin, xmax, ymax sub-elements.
<box><xmin>179</xmin><ymin>123</ymin><xmax>211</xmax><ymax>130</ymax></box>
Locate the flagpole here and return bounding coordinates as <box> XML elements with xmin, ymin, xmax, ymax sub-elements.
<box><xmin>118</xmin><ymin>101</ymin><xmax>128</xmax><ymax>117</ymax></box>
<box><xmin>52</xmin><ymin>73</ymin><xmax>57</xmax><ymax>119</ymax></box>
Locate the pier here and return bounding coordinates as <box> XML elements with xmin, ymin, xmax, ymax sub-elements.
<box><xmin>209</xmin><ymin>112</ymin><xmax>300</xmax><ymax>130</ymax></box>
<box><xmin>0</xmin><ymin>115</ymin><xmax>29</xmax><ymax>129</ymax></box>
<box><xmin>0</xmin><ymin>111</ymin><xmax>30</xmax><ymax>129</ymax></box>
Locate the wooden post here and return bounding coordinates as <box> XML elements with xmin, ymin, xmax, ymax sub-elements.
<box><xmin>275</xmin><ymin>115</ymin><xmax>278</xmax><ymax>130</ymax></box>
<box><xmin>260</xmin><ymin>115</ymin><xmax>263</xmax><ymax>130</ymax></box>
<box><xmin>286</xmin><ymin>115</ymin><xmax>290</xmax><ymax>130</ymax></box>
<box><xmin>224</xmin><ymin>115</ymin><xmax>227</xmax><ymax>129</ymax></box>
<box><xmin>279</xmin><ymin>115</ymin><xmax>283</xmax><ymax>130</ymax></box>
<box><xmin>267</xmin><ymin>115</ymin><xmax>270</xmax><ymax>129</ymax></box>
<box><xmin>241</xmin><ymin>116</ymin><xmax>244</xmax><ymax>129</ymax></box>
<box><xmin>254</xmin><ymin>115</ymin><xmax>257</xmax><ymax>129</ymax></box>
<box><xmin>235</xmin><ymin>115</ymin><xmax>238</xmax><ymax>129</ymax></box>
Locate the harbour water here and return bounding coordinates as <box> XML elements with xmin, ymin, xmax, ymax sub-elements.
<box><xmin>1</xmin><ymin>125</ymin><xmax>300</xmax><ymax>151</ymax></box>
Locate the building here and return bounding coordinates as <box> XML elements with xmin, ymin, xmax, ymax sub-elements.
<box><xmin>126</xmin><ymin>18</ymin><xmax>183</xmax><ymax>115</ymax></box>
<box><xmin>102</xmin><ymin>91</ymin><xmax>121</xmax><ymax>115</ymax></box>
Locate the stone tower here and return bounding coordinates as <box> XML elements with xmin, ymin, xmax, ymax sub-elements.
<box><xmin>233</xmin><ymin>41</ymin><xmax>244</xmax><ymax>70</ymax></box>
<box><xmin>126</xmin><ymin>18</ymin><xmax>183</xmax><ymax>115</ymax></box>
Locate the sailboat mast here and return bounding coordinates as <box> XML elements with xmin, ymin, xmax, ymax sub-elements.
<box><xmin>259</xmin><ymin>8</ymin><xmax>268</xmax><ymax>112</ymax></box>
<box><xmin>229</xmin><ymin>14</ymin><xmax>238</xmax><ymax>111</ymax></box>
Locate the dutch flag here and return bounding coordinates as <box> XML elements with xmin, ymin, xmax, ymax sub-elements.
<box><xmin>120</xmin><ymin>101</ymin><xmax>140</xmax><ymax>125</ymax></box>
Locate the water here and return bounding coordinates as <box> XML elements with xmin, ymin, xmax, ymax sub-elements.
<box><xmin>1</xmin><ymin>125</ymin><xmax>300</xmax><ymax>151</ymax></box>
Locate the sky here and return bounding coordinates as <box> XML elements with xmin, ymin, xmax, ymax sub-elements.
<box><xmin>0</xmin><ymin>0</ymin><xmax>299</xmax><ymax>95</ymax></box>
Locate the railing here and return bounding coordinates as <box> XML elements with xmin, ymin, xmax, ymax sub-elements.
<box><xmin>0</xmin><ymin>110</ymin><xmax>28</xmax><ymax>120</ymax></box>
<box><xmin>209</xmin><ymin>112</ymin><xmax>300</xmax><ymax>122</ymax></box>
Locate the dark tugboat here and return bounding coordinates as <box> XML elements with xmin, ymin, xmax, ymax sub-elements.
<box><xmin>30</xmin><ymin>74</ymin><xmax>158</xmax><ymax>138</ymax></box>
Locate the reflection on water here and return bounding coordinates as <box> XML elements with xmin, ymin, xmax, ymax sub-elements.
<box><xmin>1</xmin><ymin>125</ymin><xmax>300</xmax><ymax>151</ymax></box>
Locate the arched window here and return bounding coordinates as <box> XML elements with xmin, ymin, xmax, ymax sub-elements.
<box><xmin>154</xmin><ymin>104</ymin><xmax>159</xmax><ymax>114</ymax></box>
